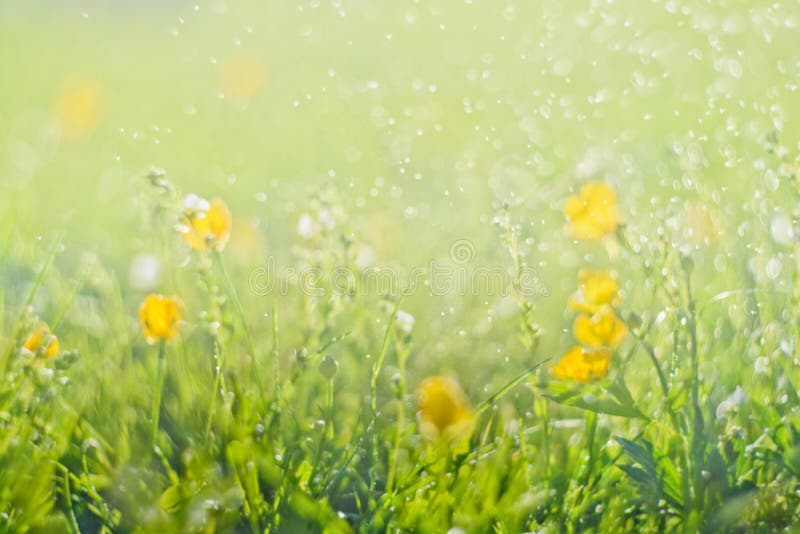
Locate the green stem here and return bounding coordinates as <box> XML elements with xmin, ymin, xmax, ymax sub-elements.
<box><xmin>540</xmin><ymin>397</ymin><xmax>551</xmax><ymax>482</ymax></box>
<box><xmin>320</xmin><ymin>415</ymin><xmax>373</xmax><ymax>495</ymax></box>
<box><xmin>212</xmin><ymin>250</ymin><xmax>258</xmax><ymax>379</ymax></box>
<box><xmin>684</xmin><ymin>264</ymin><xmax>704</xmax><ymax>512</ymax></box>
<box><xmin>631</xmin><ymin>330</ymin><xmax>670</xmax><ymax>401</ymax></box>
<box><xmin>518</xmin><ymin>416</ymin><xmax>533</xmax><ymax>488</ymax></box>
<box><xmin>311</xmin><ymin>379</ymin><xmax>335</xmax><ymax>489</ymax></box>
<box><xmin>205</xmin><ymin>339</ymin><xmax>226</xmax><ymax>441</ymax></box>
<box><xmin>630</xmin><ymin>331</ymin><xmax>685</xmax><ymax>440</ymax></box>
<box><xmin>583</xmin><ymin>411</ymin><xmax>598</xmax><ymax>485</ymax></box>
<box><xmin>474</xmin><ymin>362</ymin><xmax>544</xmax><ymax>417</ymax></box>
<box><xmin>55</xmin><ymin>461</ymin><xmax>117</xmax><ymax>529</ymax></box>
<box><xmin>386</xmin><ymin>336</ymin><xmax>409</xmax><ymax>494</ymax></box>
<box><xmin>60</xmin><ymin>464</ymin><xmax>81</xmax><ymax>534</ymax></box>
<box><xmin>151</xmin><ymin>340</ymin><xmax>166</xmax><ymax>452</ymax></box>
<box><xmin>369</xmin><ymin>302</ymin><xmax>400</xmax><ymax>499</ymax></box>
<box><xmin>272</xmin><ymin>299</ymin><xmax>280</xmax><ymax>402</ymax></box>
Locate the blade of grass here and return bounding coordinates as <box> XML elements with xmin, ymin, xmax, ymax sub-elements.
<box><xmin>474</xmin><ymin>361</ymin><xmax>546</xmax><ymax>417</ymax></box>
<box><xmin>369</xmin><ymin>301</ymin><xmax>400</xmax><ymax>500</ymax></box>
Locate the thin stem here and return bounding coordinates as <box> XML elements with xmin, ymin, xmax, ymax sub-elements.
<box><xmin>205</xmin><ymin>339</ymin><xmax>226</xmax><ymax>441</ymax></box>
<box><xmin>582</xmin><ymin>411</ymin><xmax>598</xmax><ymax>485</ymax></box>
<box><xmin>540</xmin><ymin>397</ymin><xmax>551</xmax><ymax>482</ymax></box>
<box><xmin>630</xmin><ymin>329</ymin><xmax>671</xmax><ymax>401</ymax></box>
<box><xmin>151</xmin><ymin>340</ymin><xmax>166</xmax><ymax>452</ymax></box>
<box><xmin>311</xmin><ymin>379</ymin><xmax>335</xmax><ymax>489</ymax></box>
<box><xmin>212</xmin><ymin>250</ymin><xmax>258</xmax><ymax>376</ymax></box>
<box><xmin>51</xmin><ymin>259</ymin><xmax>90</xmax><ymax>331</ymax></box>
<box><xmin>369</xmin><ymin>302</ymin><xmax>400</xmax><ymax>498</ymax></box>
<box><xmin>386</xmin><ymin>336</ymin><xmax>410</xmax><ymax>493</ymax></box>
<box><xmin>320</xmin><ymin>415</ymin><xmax>373</xmax><ymax>495</ymax></box>
<box><xmin>518</xmin><ymin>416</ymin><xmax>533</xmax><ymax>488</ymax></box>
<box><xmin>327</xmin><ymin>379</ymin><xmax>334</xmax><ymax>439</ymax></box>
<box><xmin>631</xmin><ymin>332</ymin><xmax>683</xmax><ymax>435</ymax></box>
<box><xmin>60</xmin><ymin>464</ymin><xmax>81</xmax><ymax>534</ymax></box>
<box><xmin>55</xmin><ymin>461</ymin><xmax>117</xmax><ymax>529</ymax></box>
<box><xmin>686</xmin><ymin>276</ymin><xmax>700</xmax><ymax>416</ymax></box>
<box><xmin>684</xmin><ymin>262</ymin><xmax>705</xmax><ymax>512</ymax></box>
<box><xmin>272</xmin><ymin>299</ymin><xmax>280</xmax><ymax>403</ymax></box>
<box><xmin>474</xmin><ymin>362</ymin><xmax>544</xmax><ymax>417</ymax></box>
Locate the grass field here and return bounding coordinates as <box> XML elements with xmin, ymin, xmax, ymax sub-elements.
<box><xmin>2</xmin><ymin>1</ymin><xmax>800</xmax><ymax>532</ymax></box>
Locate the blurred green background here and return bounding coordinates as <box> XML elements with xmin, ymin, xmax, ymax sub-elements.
<box><xmin>1</xmin><ymin>0</ymin><xmax>799</xmax><ymax>381</ymax></box>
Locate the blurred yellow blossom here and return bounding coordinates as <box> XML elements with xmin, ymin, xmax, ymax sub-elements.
<box><xmin>568</xmin><ymin>269</ymin><xmax>620</xmax><ymax>313</ymax></box>
<box><xmin>24</xmin><ymin>322</ymin><xmax>59</xmax><ymax>358</ymax></box>
<box><xmin>551</xmin><ymin>346</ymin><xmax>611</xmax><ymax>383</ymax></box>
<box><xmin>228</xmin><ymin>217</ymin><xmax>267</xmax><ymax>262</ymax></box>
<box><xmin>573</xmin><ymin>308</ymin><xmax>628</xmax><ymax>348</ymax></box>
<box><xmin>51</xmin><ymin>76</ymin><xmax>104</xmax><ymax>141</ymax></box>
<box><xmin>682</xmin><ymin>200</ymin><xmax>721</xmax><ymax>246</ymax></box>
<box><xmin>416</xmin><ymin>376</ymin><xmax>474</xmax><ymax>443</ymax></box>
<box><xmin>564</xmin><ymin>182</ymin><xmax>620</xmax><ymax>241</ymax></box>
<box><xmin>178</xmin><ymin>195</ymin><xmax>232</xmax><ymax>252</ymax></box>
<box><xmin>139</xmin><ymin>294</ymin><xmax>183</xmax><ymax>343</ymax></box>
<box><xmin>219</xmin><ymin>51</ymin><xmax>267</xmax><ymax>100</ymax></box>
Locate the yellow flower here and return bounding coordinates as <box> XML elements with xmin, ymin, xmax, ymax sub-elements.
<box><xmin>550</xmin><ymin>346</ymin><xmax>611</xmax><ymax>383</ymax></box>
<box><xmin>573</xmin><ymin>308</ymin><xmax>628</xmax><ymax>348</ymax></box>
<box><xmin>564</xmin><ymin>182</ymin><xmax>620</xmax><ymax>241</ymax></box>
<box><xmin>139</xmin><ymin>294</ymin><xmax>183</xmax><ymax>343</ymax></box>
<box><xmin>219</xmin><ymin>51</ymin><xmax>267</xmax><ymax>100</ymax></box>
<box><xmin>51</xmin><ymin>76</ymin><xmax>104</xmax><ymax>141</ymax></box>
<box><xmin>229</xmin><ymin>217</ymin><xmax>267</xmax><ymax>262</ymax></box>
<box><xmin>24</xmin><ymin>323</ymin><xmax>59</xmax><ymax>358</ymax></box>
<box><xmin>416</xmin><ymin>376</ymin><xmax>474</xmax><ymax>443</ymax></box>
<box><xmin>178</xmin><ymin>195</ymin><xmax>232</xmax><ymax>252</ymax></box>
<box><xmin>568</xmin><ymin>269</ymin><xmax>620</xmax><ymax>313</ymax></box>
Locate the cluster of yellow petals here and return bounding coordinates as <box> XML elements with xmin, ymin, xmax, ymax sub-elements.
<box><xmin>563</xmin><ymin>182</ymin><xmax>620</xmax><ymax>241</ymax></box>
<box><xmin>23</xmin><ymin>322</ymin><xmax>59</xmax><ymax>358</ymax></box>
<box><xmin>178</xmin><ymin>195</ymin><xmax>232</xmax><ymax>252</ymax></box>
<box><xmin>568</xmin><ymin>269</ymin><xmax>620</xmax><ymax>313</ymax></box>
<box><xmin>550</xmin><ymin>346</ymin><xmax>611</xmax><ymax>383</ymax></box>
<box><xmin>552</xmin><ymin>268</ymin><xmax>627</xmax><ymax>383</ymax></box>
<box><xmin>574</xmin><ymin>308</ymin><xmax>628</xmax><ymax>348</ymax></box>
<box><xmin>139</xmin><ymin>294</ymin><xmax>183</xmax><ymax>343</ymax></box>
<box><xmin>416</xmin><ymin>376</ymin><xmax>475</xmax><ymax>443</ymax></box>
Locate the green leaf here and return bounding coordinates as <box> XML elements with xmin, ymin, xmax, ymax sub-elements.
<box><xmin>615</xmin><ymin>436</ymin><xmax>684</xmax><ymax>512</ymax></box>
<box><xmin>534</xmin><ymin>376</ymin><xmax>648</xmax><ymax>419</ymax></box>
<box><xmin>158</xmin><ymin>484</ymin><xmax>184</xmax><ymax>513</ymax></box>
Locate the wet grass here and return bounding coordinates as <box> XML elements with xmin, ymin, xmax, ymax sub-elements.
<box><xmin>3</xmin><ymin>1</ymin><xmax>800</xmax><ymax>532</ymax></box>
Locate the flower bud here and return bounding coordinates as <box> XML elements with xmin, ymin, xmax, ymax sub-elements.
<box><xmin>319</xmin><ymin>355</ymin><xmax>339</xmax><ymax>380</ymax></box>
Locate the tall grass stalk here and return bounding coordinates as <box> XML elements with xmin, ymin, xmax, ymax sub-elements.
<box><xmin>150</xmin><ymin>340</ymin><xmax>166</xmax><ymax>452</ymax></box>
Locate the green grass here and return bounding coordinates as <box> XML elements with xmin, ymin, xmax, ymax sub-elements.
<box><xmin>3</xmin><ymin>1</ymin><xmax>800</xmax><ymax>532</ymax></box>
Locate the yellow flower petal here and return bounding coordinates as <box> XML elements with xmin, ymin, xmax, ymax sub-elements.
<box><xmin>139</xmin><ymin>294</ymin><xmax>183</xmax><ymax>343</ymax></box>
<box><xmin>585</xmin><ymin>348</ymin><xmax>612</xmax><ymax>379</ymax></box>
<box><xmin>564</xmin><ymin>182</ymin><xmax>620</xmax><ymax>241</ymax></box>
<box><xmin>550</xmin><ymin>346</ymin><xmax>613</xmax><ymax>383</ymax></box>
<box><xmin>568</xmin><ymin>268</ymin><xmax>620</xmax><ymax>313</ymax></box>
<box><xmin>179</xmin><ymin>197</ymin><xmax>232</xmax><ymax>252</ymax></box>
<box><xmin>417</xmin><ymin>376</ymin><xmax>474</xmax><ymax>443</ymax></box>
<box><xmin>550</xmin><ymin>346</ymin><xmax>591</xmax><ymax>383</ymax></box>
<box><xmin>574</xmin><ymin>308</ymin><xmax>628</xmax><ymax>348</ymax></box>
<box><xmin>24</xmin><ymin>322</ymin><xmax>59</xmax><ymax>358</ymax></box>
